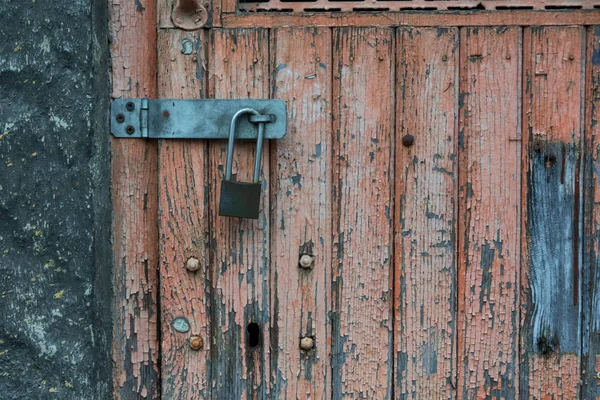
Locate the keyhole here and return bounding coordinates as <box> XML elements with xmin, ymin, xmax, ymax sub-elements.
<box><xmin>247</xmin><ymin>322</ymin><xmax>260</xmax><ymax>348</ymax></box>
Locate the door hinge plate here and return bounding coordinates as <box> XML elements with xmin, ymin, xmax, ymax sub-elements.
<box><xmin>111</xmin><ymin>98</ymin><xmax>287</xmax><ymax>140</ymax></box>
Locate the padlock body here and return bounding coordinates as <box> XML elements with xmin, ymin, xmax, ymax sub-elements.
<box><xmin>219</xmin><ymin>180</ymin><xmax>262</xmax><ymax>219</ymax></box>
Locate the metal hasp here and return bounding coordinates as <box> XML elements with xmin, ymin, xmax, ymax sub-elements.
<box><xmin>110</xmin><ymin>98</ymin><xmax>287</xmax><ymax>140</ymax></box>
<box><xmin>218</xmin><ymin>109</ymin><xmax>270</xmax><ymax>220</ymax></box>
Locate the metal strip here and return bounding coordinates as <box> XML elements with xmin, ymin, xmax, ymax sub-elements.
<box><xmin>111</xmin><ymin>98</ymin><xmax>287</xmax><ymax>140</ymax></box>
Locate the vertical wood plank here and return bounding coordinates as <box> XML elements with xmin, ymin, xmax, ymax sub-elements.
<box><xmin>158</xmin><ymin>0</ymin><xmax>175</xmax><ymax>28</ymax></box>
<box><xmin>270</xmin><ymin>27</ymin><xmax>332</xmax><ymax>400</ymax></box>
<box><xmin>332</xmin><ymin>27</ymin><xmax>395</xmax><ymax>399</ymax></box>
<box><xmin>209</xmin><ymin>28</ymin><xmax>271</xmax><ymax>399</ymax></box>
<box><xmin>394</xmin><ymin>27</ymin><xmax>458</xmax><ymax>399</ymax></box>
<box><xmin>582</xmin><ymin>25</ymin><xmax>600</xmax><ymax>400</ymax></box>
<box><xmin>157</xmin><ymin>30</ymin><xmax>210</xmax><ymax>399</ymax></box>
<box><xmin>520</xmin><ymin>26</ymin><xmax>584</xmax><ymax>399</ymax></box>
<box><xmin>109</xmin><ymin>1</ymin><xmax>159</xmax><ymax>398</ymax></box>
<box><xmin>457</xmin><ymin>26</ymin><xmax>521</xmax><ymax>399</ymax></box>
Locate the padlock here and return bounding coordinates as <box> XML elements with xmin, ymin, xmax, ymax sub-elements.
<box><xmin>218</xmin><ymin>108</ymin><xmax>272</xmax><ymax>219</ymax></box>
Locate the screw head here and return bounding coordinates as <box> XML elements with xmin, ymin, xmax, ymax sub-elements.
<box><xmin>186</xmin><ymin>257</ymin><xmax>200</xmax><ymax>272</ymax></box>
<box><xmin>402</xmin><ymin>134</ymin><xmax>415</xmax><ymax>147</ymax></box>
<box><xmin>441</xmin><ymin>55</ymin><xmax>448</xmax><ymax>62</ymax></box>
<box><xmin>116</xmin><ymin>114</ymin><xmax>125</xmax><ymax>123</ymax></box>
<box><xmin>300</xmin><ymin>336</ymin><xmax>314</xmax><ymax>351</ymax></box>
<box><xmin>125</xmin><ymin>101</ymin><xmax>135</xmax><ymax>111</ymax></box>
<box><xmin>125</xmin><ymin>125</ymin><xmax>135</xmax><ymax>135</ymax></box>
<box><xmin>299</xmin><ymin>254</ymin><xmax>314</xmax><ymax>269</ymax></box>
<box><xmin>190</xmin><ymin>335</ymin><xmax>203</xmax><ymax>351</ymax></box>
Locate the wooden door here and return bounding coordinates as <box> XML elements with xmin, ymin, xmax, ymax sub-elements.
<box><xmin>110</xmin><ymin>0</ymin><xmax>600</xmax><ymax>398</ymax></box>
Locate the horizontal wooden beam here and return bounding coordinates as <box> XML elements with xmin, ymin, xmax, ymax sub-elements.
<box><xmin>216</xmin><ymin>10</ymin><xmax>600</xmax><ymax>28</ymax></box>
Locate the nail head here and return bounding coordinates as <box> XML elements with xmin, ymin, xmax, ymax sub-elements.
<box><xmin>402</xmin><ymin>134</ymin><xmax>415</xmax><ymax>147</ymax></box>
<box><xmin>300</xmin><ymin>337</ymin><xmax>314</xmax><ymax>351</ymax></box>
<box><xmin>186</xmin><ymin>257</ymin><xmax>200</xmax><ymax>272</ymax></box>
<box><xmin>190</xmin><ymin>335</ymin><xmax>203</xmax><ymax>351</ymax></box>
<box><xmin>299</xmin><ymin>254</ymin><xmax>314</xmax><ymax>269</ymax></box>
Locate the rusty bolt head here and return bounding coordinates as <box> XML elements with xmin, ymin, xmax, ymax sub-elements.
<box><xmin>300</xmin><ymin>336</ymin><xmax>314</xmax><ymax>351</ymax></box>
<box><xmin>299</xmin><ymin>254</ymin><xmax>314</xmax><ymax>269</ymax></box>
<box><xmin>190</xmin><ymin>335</ymin><xmax>203</xmax><ymax>351</ymax></box>
<box><xmin>569</xmin><ymin>55</ymin><xmax>575</xmax><ymax>61</ymax></box>
<box><xmin>186</xmin><ymin>257</ymin><xmax>200</xmax><ymax>272</ymax></box>
<box><xmin>402</xmin><ymin>134</ymin><xmax>415</xmax><ymax>147</ymax></box>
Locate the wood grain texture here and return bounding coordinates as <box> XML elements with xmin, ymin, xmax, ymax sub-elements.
<box><xmin>158</xmin><ymin>0</ymin><xmax>175</xmax><ymax>28</ymax></box>
<box><xmin>394</xmin><ymin>27</ymin><xmax>458</xmax><ymax>400</ymax></box>
<box><xmin>222</xmin><ymin>11</ymin><xmax>600</xmax><ymax>29</ymax></box>
<box><xmin>332</xmin><ymin>27</ymin><xmax>395</xmax><ymax>399</ymax></box>
<box><xmin>208</xmin><ymin>28</ymin><xmax>271</xmax><ymax>399</ymax></box>
<box><xmin>270</xmin><ymin>27</ymin><xmax>332</xmax><ymax>400</ymax></box>
<box><xmin>109</xmin><ymin>1</ymin><xmax>159</xmax><ymax>398</ymax></box>
<box><xmin>520</xmin><ymin>26</ymin><xmax>584</xmax><ymax>400</ymax></box>
<box><xmin>157</xmin><ymin>30</ymin><xmax>211</xmax><ymax>399</ymax></box>
<box><xmin>582</xmin><ymin>25</ymin><xmax>600</xmax><ymax>400</ymax></box>
<box><xmin>457</xmin><ymin>27</ymin><xmax>521</xmax><ymax>399</ymax></box>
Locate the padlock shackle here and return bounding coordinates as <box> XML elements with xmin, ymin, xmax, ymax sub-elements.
<box><xmin>225</xmin><ymin>108</ymin><xmax>265</xmax><ymax>183</ymax></box>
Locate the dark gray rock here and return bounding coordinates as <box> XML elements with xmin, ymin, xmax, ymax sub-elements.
<box><xmin>0</xmin><ymin>0</ymin><xmax>111</xmax><ymax>398</ymax></box>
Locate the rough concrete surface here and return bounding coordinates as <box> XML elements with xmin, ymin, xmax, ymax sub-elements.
<box><xmin>0</xmin><ymin>0</ymin><xmax>112</xmax><ymax>398</ymax></box>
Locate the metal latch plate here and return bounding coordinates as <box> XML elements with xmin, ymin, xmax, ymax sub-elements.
<box><xmin>111</xmin><ymin>98</ymin><xmax>287</xmax><ymax>140</ymax></box>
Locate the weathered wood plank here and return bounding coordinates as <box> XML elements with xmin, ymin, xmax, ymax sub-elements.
<box><xmin>332</xmin><ymin>27</ymin><xmax>395</xmax><ymax>399</ymax></box>
<box><xmin>520</xmin><ymin>26</ymin><xmax>584</xmax><ymax>400</ymax></box>
<box><xmin>157</xmin><ymin>30</ymin><xmax>210</xmax><ymax>399</ymax></box>
<box><xmin>209</xmin><ymin>28</ymin><xmax>271</xmax><ymax>399</ymax></box>
<box><xmin>222</xmin><ymin>11</ymin><xmax>600</xmax><ymax>29</ymax></box>
<box><xmin>270</xmin><ymin>27</ymin><xmax>332</xmax><ymax>400</ymax></box>
<box><xmin>582</xmin><ymin>25</ymin><xmax>600</xmax><ymax>400</ymax></box>
<box><xmin>457</xmin><ymin>26</ymin><xmax>521</xmax><ymax>399</ymax></box>
<box><xmin>109</xmin><ymin>1</ymin><xmax>160</xmax><ymax>398</ymax></box>
<box><xmin>394</xmin><ymin>27</ymin><xmax>458</xmax><ymax>399</ymax></box>
<box><xmin>158</xmin><ymin>0</ymin><xmax>175</xmax><ymax>28</ymax></box>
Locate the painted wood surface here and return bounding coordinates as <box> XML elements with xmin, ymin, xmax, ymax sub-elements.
<box><xmin>394</xmin><ymin>27</ymin><xmax>458</xmax><ymax>399</ymax></box>
<box><xmin>157</xmin><ymin>30</ymin><xmax>211</xmax><ymax>399</ymax></box>
<box><xmin>221</xmin><ymin>11</ymin><xmax>600</xmax><ymax>29</ymax></box>
<box><xmin>112</xmin><ymin>9</ymin><xmax>597</xmax><ymax>397</ymax></box>
<box><xmin>109</xmin><ymin>1</ymin><xmax>160</xmax><ymax>398</ymax></box>
<box><xmin>332</xmin><ymin>27</ymin><xmax>395</xmax><ymax>399</ymax></box>
<box><xmin>270</xmin><ymin>27</ymin><xmax>332</xmax><ymax>400</ymax></box>
<box><xmin>208</xmin><ymin>29</ymin><xmax>271</xmax><ymax>399</ymax></box>
<box><xmin>520</xmin><ymin>26</ymin><xmax>584</xmax><ymax>400</ymax></box>
<box><xmin>583</xmin><ymin>25</ymin><xmax>600</xmax><ymax>400</ymax></box>
<box><xmin>457</xmin><ymin>27</ymin><xmax>522</xmax><ymax>399</ymax></box>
